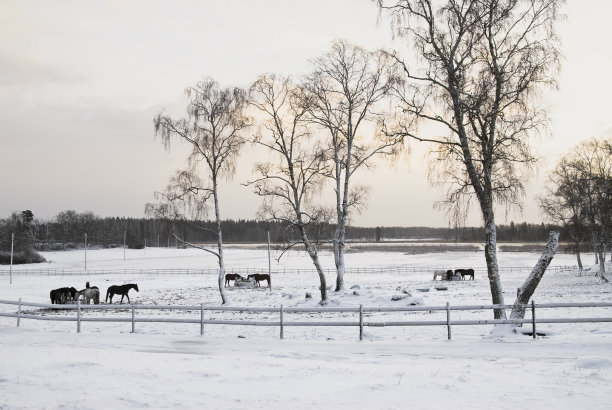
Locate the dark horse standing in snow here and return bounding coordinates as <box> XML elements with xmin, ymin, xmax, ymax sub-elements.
<box><xmin>224</xmin><ymin>273</ymin><xmax>244</xmax><ymax>287</ymax></box>
<box><xmin>247</xmin><ymin>274</ymin><xmax>271</xmax><ymax>288</ymax></box>
<box><xmin>105</xmin><ymin>283</ymin><xmax>139</xmax><ymax>304</ymax></box>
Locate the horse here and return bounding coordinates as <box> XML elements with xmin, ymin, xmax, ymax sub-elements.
<box><xmin>224</xmin><ymin>273</ymin><xmax>244</xmax><ymax>287</ymax></box>
<box><xmin>77</xmin><ymin>288</ymin><xmax>100</xmax><ymax>304</ymax></box>
<box><xmin>247</xmin><ymin>274</ymin><xmax>270</xmax><ymax>288</ymax></box>
<box><xmin>58</xmin><ymin>287</ymin><xmax>77</xmax><ymax>303</ymax></box>
<box><xmin>50</xmin><ymin>288</ymin><xmax>61</xmax><ymax>304</ymax></box>
<box><xmin>106</xmin><ymin>283</ymin><xmax>139</xmax><ymax>304</ymax></box>
<box><xmin>433</xmin><ymin>270</ymin><xmax>446</xmax><ymax>280</ymax></box>
<box><xmin>50</xmin><ymin>287</ymin><xmax>78</xmax><ymax>304</ymax></box>
<box><xmin>455</xmin><ymin>268</ymin><xmax>475</xmax><ymax>280</ymax></box>
<box><xmin>433</xmin><ymin>270</ymin><xmax>454</xmax><ymax>281</ymax></box>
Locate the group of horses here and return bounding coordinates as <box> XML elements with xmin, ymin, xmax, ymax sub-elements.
<box><xmin>432</xmin><ymin>268</ymin><xmax>475</xmax><ymax>281</ymax></box>
<box><xmin>225</xmin><ymin>273</ymin><xmax>270</xmax><ymax>288</ymax></box>
<box><xmin>49</xmin><ymin>282</ymin><xmax>139</xmax><ymax>305</ymax></box>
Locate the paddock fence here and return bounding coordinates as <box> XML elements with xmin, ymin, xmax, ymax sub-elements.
<box><xmin>1</xmin><ymin>299</ymin><xmax>610</xmax><ymax>340</ymax></box>
<box><xmin>0</xmin><ymin>264</ymin><xmax>576</xmax><ymax>278</ymax></box>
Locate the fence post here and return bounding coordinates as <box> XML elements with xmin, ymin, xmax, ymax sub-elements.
<box><xmin>446</xmin><ymin>302</ymin><xmax>451</xmax><ymax>340</ymax></box>
<box><xmin>200</xmin><ymin>303</ymin><xmax>204</xmax><ymax>336</ymax></box>
<box><xmin>359</xmin><ymin>304</ymin><xmax>364</xmax><ymax>341</ymax></box>
<box><xmin>131</xmin><ymin>303</ymin><xmax>135</xmax><ymax>333</ymax></box>
<box><xmin>280</xmin><ymin>304</ymin><xmax>284</xmax><ymax>339</ymax></box>
<box><xmin>77</xmin><ymin>300</ymin><xmax>81</xmax><ymax>333</ymax></box>
<box><xmin>531</xmin><ymin>300</ymin><xmax>536</xmax><ymax>339</ymax></box>
<box><xmin>17</xmin><ymin>298</ymin><xmax>21</xmax><ymax>327</ymax></box>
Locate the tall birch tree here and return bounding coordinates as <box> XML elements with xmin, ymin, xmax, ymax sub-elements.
<box><xmin>150</xmin><ymin>78</ymin><xmax>249</xmax><ymax>305</ymax></box>
<box><xmin>379</xmin><ymin>0</ymin><xmax>563</xmax><ymax>318</ymax></box>
<box><xmin>248</xmin><ymin>74</ymin><xmax>330</xmax><ymax>303</ymax></box>
<box><xmin>303</xmin><ymin>39</ymin><xmax>403</xmax><ymax>291</ymax></box>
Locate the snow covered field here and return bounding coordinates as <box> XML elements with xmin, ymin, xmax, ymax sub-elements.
<box><xmin>0</xmin><ymin>246</ymin><xmax>611</xmax><ymax>409</ymax></box>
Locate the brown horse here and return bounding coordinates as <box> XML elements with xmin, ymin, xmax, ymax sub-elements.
<box><xmin>247</xmin><ymin>274</ymin><xmax>270</xmax><ymax>288</ymax></box>
<box><xmin>224</xmin><ymin>273</ymin><xmax>244</xmax><ymax>287</ymax></box>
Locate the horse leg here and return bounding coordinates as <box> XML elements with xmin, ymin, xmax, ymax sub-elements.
<box><xmin>126</xmin><ymin>293</ymin><xmax>130</xmax><ymax>304</ymax></box>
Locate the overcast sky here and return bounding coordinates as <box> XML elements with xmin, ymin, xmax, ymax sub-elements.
<box><xmin>1</xmin><ymin>0</ymin><xmax>610</xmax><ymax>228</ymax></box>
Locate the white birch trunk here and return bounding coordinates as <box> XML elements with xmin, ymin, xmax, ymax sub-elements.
<box><xmin>213</xmin><ymin>180</ymin><xmax>227</xmax><ymax>305</ymax></box>
<box><xmin>483</xmin><ymin>212</ymin><xmax>506</xmax><ymax>319</ymax></box>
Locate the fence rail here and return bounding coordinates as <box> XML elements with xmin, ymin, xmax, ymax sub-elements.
<box><xmin>1</xmin><ymin>299</ymin><xmax>610</xmax><ymax>340</ymax></box>
<box><xmin>0</xmin><ymin>265</ymin><xmax>576</xmax><ymax>277</ymax></box>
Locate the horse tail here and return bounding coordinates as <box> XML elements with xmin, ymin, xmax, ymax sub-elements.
<box><xmin>105</xmin><ymin>288</ymin><xmax>111</xmax><ymax>303</ymax></box>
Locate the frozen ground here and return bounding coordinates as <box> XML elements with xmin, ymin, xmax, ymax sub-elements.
<box><xmin>0</xmin><ymin>246</ymin><xmax>611</xmax><ymax>409</ymax></box>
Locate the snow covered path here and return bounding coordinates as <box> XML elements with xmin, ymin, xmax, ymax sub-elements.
<box><xmin>1</xmin><ymin>327</ymin><xmax>611</xmax><ymax>410</ymax></box>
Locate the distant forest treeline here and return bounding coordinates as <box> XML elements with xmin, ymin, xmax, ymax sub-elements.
<box><xmin>0</xmin><ymin>210</ymin><xmax>566</xmax><ymax>253</ymax></box>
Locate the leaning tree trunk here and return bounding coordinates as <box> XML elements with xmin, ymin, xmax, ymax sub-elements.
<box><xmin>298</xmin><ymin>225</ymin><xmax>328</xmax><ymax>304</ymax></box>
<box><xmin>510</xmin><ymin>231</ymin><xmax>560</xmax><ymax>320</ymax></box>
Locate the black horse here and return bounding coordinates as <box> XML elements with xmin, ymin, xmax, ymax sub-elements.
<box><xmin>224</xmin><ymin>273</ymin><xmax>244</xmax><ymax>287</ymax></box>
<box><xmin>455</xmin><ymin>268</ymin><xmax>475</xmax><ymax>280</ymax></box>
<box><xmin>50</xmin><ymin>287</ymin><xmax>78</xmax><ymax>304</ymax></box>
<box><xmin>247</xmin><ymin>274</ymin><xmax>271</xmax><ymax>288</ymax></box>
<box><xmin>50</xmin><ymin>289</ymin><xmax>61</xmax><ymax>304</ymax></box>
<box><xmin>105</xmin><ymin>283</ymin><xmax>139</xmax><ymax>304</ymax></box>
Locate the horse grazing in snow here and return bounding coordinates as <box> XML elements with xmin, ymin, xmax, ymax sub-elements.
<box><xmin>50</xmin><ymin>287</ymin><xmax>78</xmax><ymax>304</ymax></box>
<box><xmin>247</xmin><ymin>274</ymin><xmax>270</xmax><ymax>288</ymax></box>
<box><xmin>433</xmin><ymin>270</ymin><xmax>453</xmax><ymax>281</ymax></box>
<box><xmin>455</xmin><ymin>268</ymin><xmax>475</xmax><ymax>280</ymax></box>
<box><xmin>76</xmin><ymin>288</ymin><xmax>100</xmax><ymax>304</ymax></box>
<box><xmin>224</xmin><ymin>273</ymin><xmax>244</xmax><ymax>287</ymax></box>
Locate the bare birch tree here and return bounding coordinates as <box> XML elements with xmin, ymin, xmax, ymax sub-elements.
<box><xmin>302</xmin><ymin>39</ymin><xmax>404</xmax><ymax>291</ymax></box>
<box><xmin>149</xmin><ymin>78</ymin><xmax>250</xmax><ymax>304</ymax></box>
<box><xmin>379</xmin><ymin>0</ymin><xmax>563</xmax><ymax>318</ymax></box>
<box><xmin>541</xmin><ymin>137</ymin><xmax>612</xmax><ymax>277</ymax></box>
<box><xmin>539</xmin><ymin>158</ymin><xmax>589</xmax><ymax>272</ymax></box>
<box><xmin>248</xmin><ymin>74</ymin><xmax>330</xmax><ymax>303</ymax></box>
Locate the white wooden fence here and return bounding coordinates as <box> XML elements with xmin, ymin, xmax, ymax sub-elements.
<box><xmin>0</xmin><ymin>265</ymin><xmax>576</xmax><ymax>277</ymax></box>
<box><xmin>1</xmin><ymin>299</ymin><xmax>610</xmax><ymax>340</ymax></box>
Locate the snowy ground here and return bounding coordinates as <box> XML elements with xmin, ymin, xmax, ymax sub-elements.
<box><xmin>0</xmin><ymin>246</ymin><xmax>611</xmax><ymax>409</ymax></box>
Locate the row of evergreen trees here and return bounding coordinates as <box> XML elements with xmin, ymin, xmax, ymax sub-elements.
<box><xmin>0</xmin><ymin>210</ymin><xmax>567</xmax><ymax>255</ymax></box>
